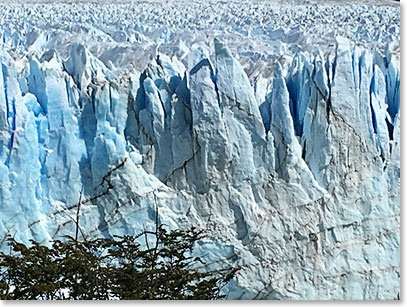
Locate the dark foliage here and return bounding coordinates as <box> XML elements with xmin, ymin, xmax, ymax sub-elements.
<box><xmin>0</xmin><ymin>226</ymin><xmax>238</xmax><ymax>300</ymax></box>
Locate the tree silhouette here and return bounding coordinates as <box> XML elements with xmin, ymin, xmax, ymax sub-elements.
<box><xmin>0</xmin><ymin>226</ymin><xmax>238</xmax><ymax>300</ymax></box>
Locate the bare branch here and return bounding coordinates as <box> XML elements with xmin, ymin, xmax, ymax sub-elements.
<box><xmin>75</xmin><ymin>188</ymin><xmax>83</xmax><ymax>249</ymax></box>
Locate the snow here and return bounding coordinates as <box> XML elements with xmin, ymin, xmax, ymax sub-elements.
<box><xmin>0</xmin><ymin>0</ymin><xmax>400</xmax><ymax>72</ymax></box>
<box><xmin>0</xmin><ymin>0</ymin><xmax>400</xmax><ymax>300</ymax></box>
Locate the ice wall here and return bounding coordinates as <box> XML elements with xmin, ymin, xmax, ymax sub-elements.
<box><xmin>0</xmin><ymin>35</ymin><xmax>400</xmax><ymax>299</ymax></box>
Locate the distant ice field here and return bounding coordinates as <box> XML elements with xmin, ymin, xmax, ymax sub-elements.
<box><xmin>0</xmin><ymin>0</ymin><xmax>399</xmax><ymax>74</ymax></box>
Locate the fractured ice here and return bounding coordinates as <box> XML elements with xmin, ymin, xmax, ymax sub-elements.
<box><xmin>0</xmin><ymin>0</ymin><xmax>400</xmax><ymax>300</ymax></box>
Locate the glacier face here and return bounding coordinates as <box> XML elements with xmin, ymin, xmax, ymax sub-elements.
<box><xmin>0</xmin><ymin>0</ymin><xmax>400</xmax><ymax>300</ymax></box>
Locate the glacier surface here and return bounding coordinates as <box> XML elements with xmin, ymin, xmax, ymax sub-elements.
<box><xmin>0</xmin><ymin>0</ymin><xmax>400</xmax><ymax>300</ymax></box>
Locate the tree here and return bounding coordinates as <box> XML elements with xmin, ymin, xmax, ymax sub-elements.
<box><xmin>0</xmin><ymin>226</ymin><xmax>238</xmax><ymax>300</ymax></box>
<box><xmin>0</xmin><ymin>159</ymin><xmax>239</xmax><ymax>300</ymax></box>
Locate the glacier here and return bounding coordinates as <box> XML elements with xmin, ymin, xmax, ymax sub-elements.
<box><xmin>0</xmin><ymin>0</ymin><xmax>400</xmax><ymax>300</ymax></box>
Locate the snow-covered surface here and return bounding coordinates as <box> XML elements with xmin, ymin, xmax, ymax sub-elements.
<box><xmin>0</xmin><ymin>0</ymin><xmax>400</xmax><ymax>300</ymax></box>
<box><xmin>0</xmin><ymin>0</ymin><xmax>400</xmax><ymax>72</ymax></box>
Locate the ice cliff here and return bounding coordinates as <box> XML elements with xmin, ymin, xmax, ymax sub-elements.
<box><xmin>0</xmin><ymin>0</ymin><xmax>400</xmax><ymax>300</ymax></box>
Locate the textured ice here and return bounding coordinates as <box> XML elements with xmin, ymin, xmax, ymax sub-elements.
<box><xmin>0</xmin><ymin>0</ymin><xmax>400</xmax><ymax>300</ymax></box>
